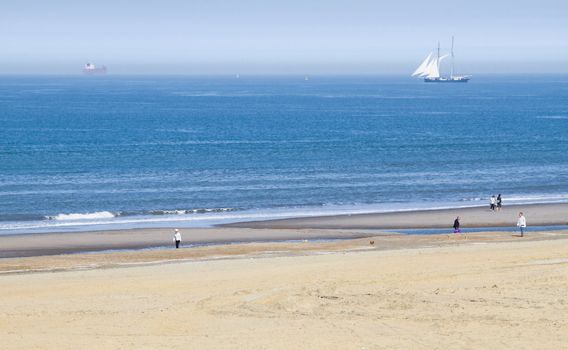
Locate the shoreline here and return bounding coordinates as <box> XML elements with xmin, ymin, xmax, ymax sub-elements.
<box><xmin>1</xmin><ymin>202</ymin><xmax>568</xmax><ymax>259</ymax></box>
<box><xmin>222</xmin><ymin>202</ymin><xmax>568</xmax><ymax>229</ymax></box>
<box><xmin>4</xmin><ymin>200</ymin><xmax>568</xmax><ymax>236</ymax></box>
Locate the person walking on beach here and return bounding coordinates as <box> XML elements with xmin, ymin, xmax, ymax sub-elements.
<box><xmin>517</xmin><ymin>212</ymin><xmax>526</xmax><ymax>237</ymax></box>
<box><xmin>173</xmin><ymin>229</ymin><xmax>182</xmax><ymax>248</ymax></box>
<box><xmin>490</xmin><ymin>195</ymin><xmax>496</xmax><ymax>211</ymax></box>
<box><xmin>453</xmin><ymin>216</ymin><xmax>461</xmax><ymax>233</ymax></box>
<box><xmin>497</xmin><ymin>194</ymin><xmax>502</xmax><ymax>211</ymax></box>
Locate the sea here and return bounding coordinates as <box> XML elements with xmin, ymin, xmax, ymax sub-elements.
<box><xmin>1</xmin><ymin>74</ymin><xmax>568</xmax><ymax>235</ymax></box>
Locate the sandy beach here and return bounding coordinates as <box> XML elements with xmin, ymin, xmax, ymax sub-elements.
<box><xmin>1</xmin><ymin>230</ymin><xmax>568</xmax><ymax>349</ymax></box>
<box><xmin>2</xmin><ymin>204</ymin><xmax>568</xmax><ymax>349</ymax></box>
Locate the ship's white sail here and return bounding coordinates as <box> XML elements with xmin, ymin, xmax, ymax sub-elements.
<box><xmin>411</xmin><ymin>53</ymin><xmax>433</xmax><ymax>77</ymax></box>
<box><xmin>424</xmin><ymin>54</ymin><xmax>449</xmax><ymax>78</ymax></box>
<box><xmin>423</xmin><ymin>57</ymin><xmax>440</xmax><ymax>78</ymax></box>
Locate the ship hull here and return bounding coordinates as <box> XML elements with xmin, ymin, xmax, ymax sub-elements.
<box><xmin>424</xmin><ymin>77</ymin><xmax>470</xmax><ymax>83</ymax></box>
<box><xmin>82</xmin><ymin>68</ymin><xmax>107</xmax><ymax>75</ymax></box>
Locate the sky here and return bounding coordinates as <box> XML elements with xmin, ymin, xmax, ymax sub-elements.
<box><xmin>1</xmin><ymin>0</ymin><xmax>567</xmax><ymax>74</ymax></box>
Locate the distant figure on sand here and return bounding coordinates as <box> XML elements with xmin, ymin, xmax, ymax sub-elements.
<box><xmin>453</xmin><ymin>216</ymin><xmax>461</xmax><ymax>233</ymax></box>
<box><xmin>517</xmin><ymin>212</ymin><xmax>526</xmax><ymax>237</ymax></box>
<box><xmin>497</xmin><ymin>194</ymin><xmax>502</xmax><ymax>211</ymax></box>
<box><xmin>173</xmin><ymin>229</ymin><xmax>182</xmax><ymax>248</ymax></box>
<box><xmin>490</xmin><ymin>195</ymin><xmax>496</xmax><ymax>211</ymax></box>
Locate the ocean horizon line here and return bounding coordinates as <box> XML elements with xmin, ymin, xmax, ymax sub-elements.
<box><xmin>2</xmin><ymin>72</ymin><xmax>568</xmax><ymax>77</ymax></box>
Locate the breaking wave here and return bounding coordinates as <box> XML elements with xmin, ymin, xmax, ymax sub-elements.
<box><xmin>148</xmin><ymin>208</ymin><xmax>238</xmax><ymax>215</ymax></box>
<box><xmin>460</xmin><ymin>197</ymin><xmax>483</xmax><ymax>202</ymax></box>
<box><xmin>45</xmin><ymin>208</ymin><xmax>239</xmax><ymax>221</ymax></box>
<box><xmin>47</xmin><ymin>211</ymin><xmax>118</xmax><ymax>221</ymax></box>
<box><xmin>461</xmin><ymin>194</ymin><xmax>568</xmax><ymax>204</ymax></box>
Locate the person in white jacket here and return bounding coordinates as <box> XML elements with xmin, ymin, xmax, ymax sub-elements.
<box><xmin>173</xmin><ymin>229</ymin><xmax>182</xmax><ymax>248</ymax></box>
<box><xmin>517</xmin><ymin>212</ymin><xmax>526</xmax><ymax>237</ymax></box>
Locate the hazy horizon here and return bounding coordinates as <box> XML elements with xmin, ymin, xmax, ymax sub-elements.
<box><xmin>1</xmin><ymin>0</ymin><xmax>567</xmax><ymax>74</ymax></box>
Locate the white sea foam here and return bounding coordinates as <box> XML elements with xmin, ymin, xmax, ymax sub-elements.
<box><xmin>47</xmin><ymin>211</ymin><xmax>117</xmax><ymax>221</ymax></box>
<box><xmin>504</xmin><ymin>194</ymin><xmax>568</xmax><ymax>203</ymax></box>
<box><xmin>150</xmin><ymin>208</ymin><xmax>236</xmax><ymax>215</ymax></box>
<box><xmin>461</xmin><ymin>197</ymin><xmax>483</xmax><ymax>202</ymax></box>
<box><xmin>461</xmin><ymin>193</ymin><xmax>568</xmax><ymax>204</ymax></box>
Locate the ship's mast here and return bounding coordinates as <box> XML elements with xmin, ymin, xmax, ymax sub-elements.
<box><xmin>437</xmin><ymin>41</ymin><xmax>440</xmax><ymax>70</ymax></box>
<box><xmin>451</xmin><ymin>36</ymin><xmax>455</xmax><ymax>78</ymax></box>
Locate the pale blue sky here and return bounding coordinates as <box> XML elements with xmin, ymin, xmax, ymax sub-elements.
<box><xmin>1</xmin><ymin>0</ymin><xmax>567</xmax><ymax>74</ymax></box>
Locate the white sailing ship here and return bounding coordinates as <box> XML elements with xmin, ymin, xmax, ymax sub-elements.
<box><xmin>412</xmin><ymin>37</ymin><xmax>470</xmax><ymax>83</ymax></box>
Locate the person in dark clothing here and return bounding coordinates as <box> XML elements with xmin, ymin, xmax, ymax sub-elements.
<box><xmin>497</xmin><ymin>194</ymin><xmax>502</xmax><ymax>211</ymax></box>
<box><xmin>453</xmin><ymin>216</ymin><xmax>461</xmax><ymax>233</ymax></box>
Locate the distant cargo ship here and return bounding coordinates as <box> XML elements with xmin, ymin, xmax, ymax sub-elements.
<box><xmin>412</xmin><ymin>37</ymin><xmax>470</xmax><ymax>83</ymax></box>
<box><xmin>82</xmin><ymin>63</ymin><xmax>107</xmax><ymax>75</ymax></box>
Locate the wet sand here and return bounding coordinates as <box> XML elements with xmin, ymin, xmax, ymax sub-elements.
<box><xmin>224</xmin><ymin>202</ymin><xmax>568</xmax><ymax>229</ymax></box>
<box><xmin>0</xmin><ymin>229</ymin><xmax>566</xmax><ymax>275</ymax></box>
<box><xmin>0</xmin><ymin>227</ymin><xmax>373</xmax><ymax>259</ymax></box>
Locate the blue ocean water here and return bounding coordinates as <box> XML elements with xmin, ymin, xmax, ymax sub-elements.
<box><xmin>1</xmin><ymin>75</ymin><xmax>568</xmax><ymax>234</ymax></box>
